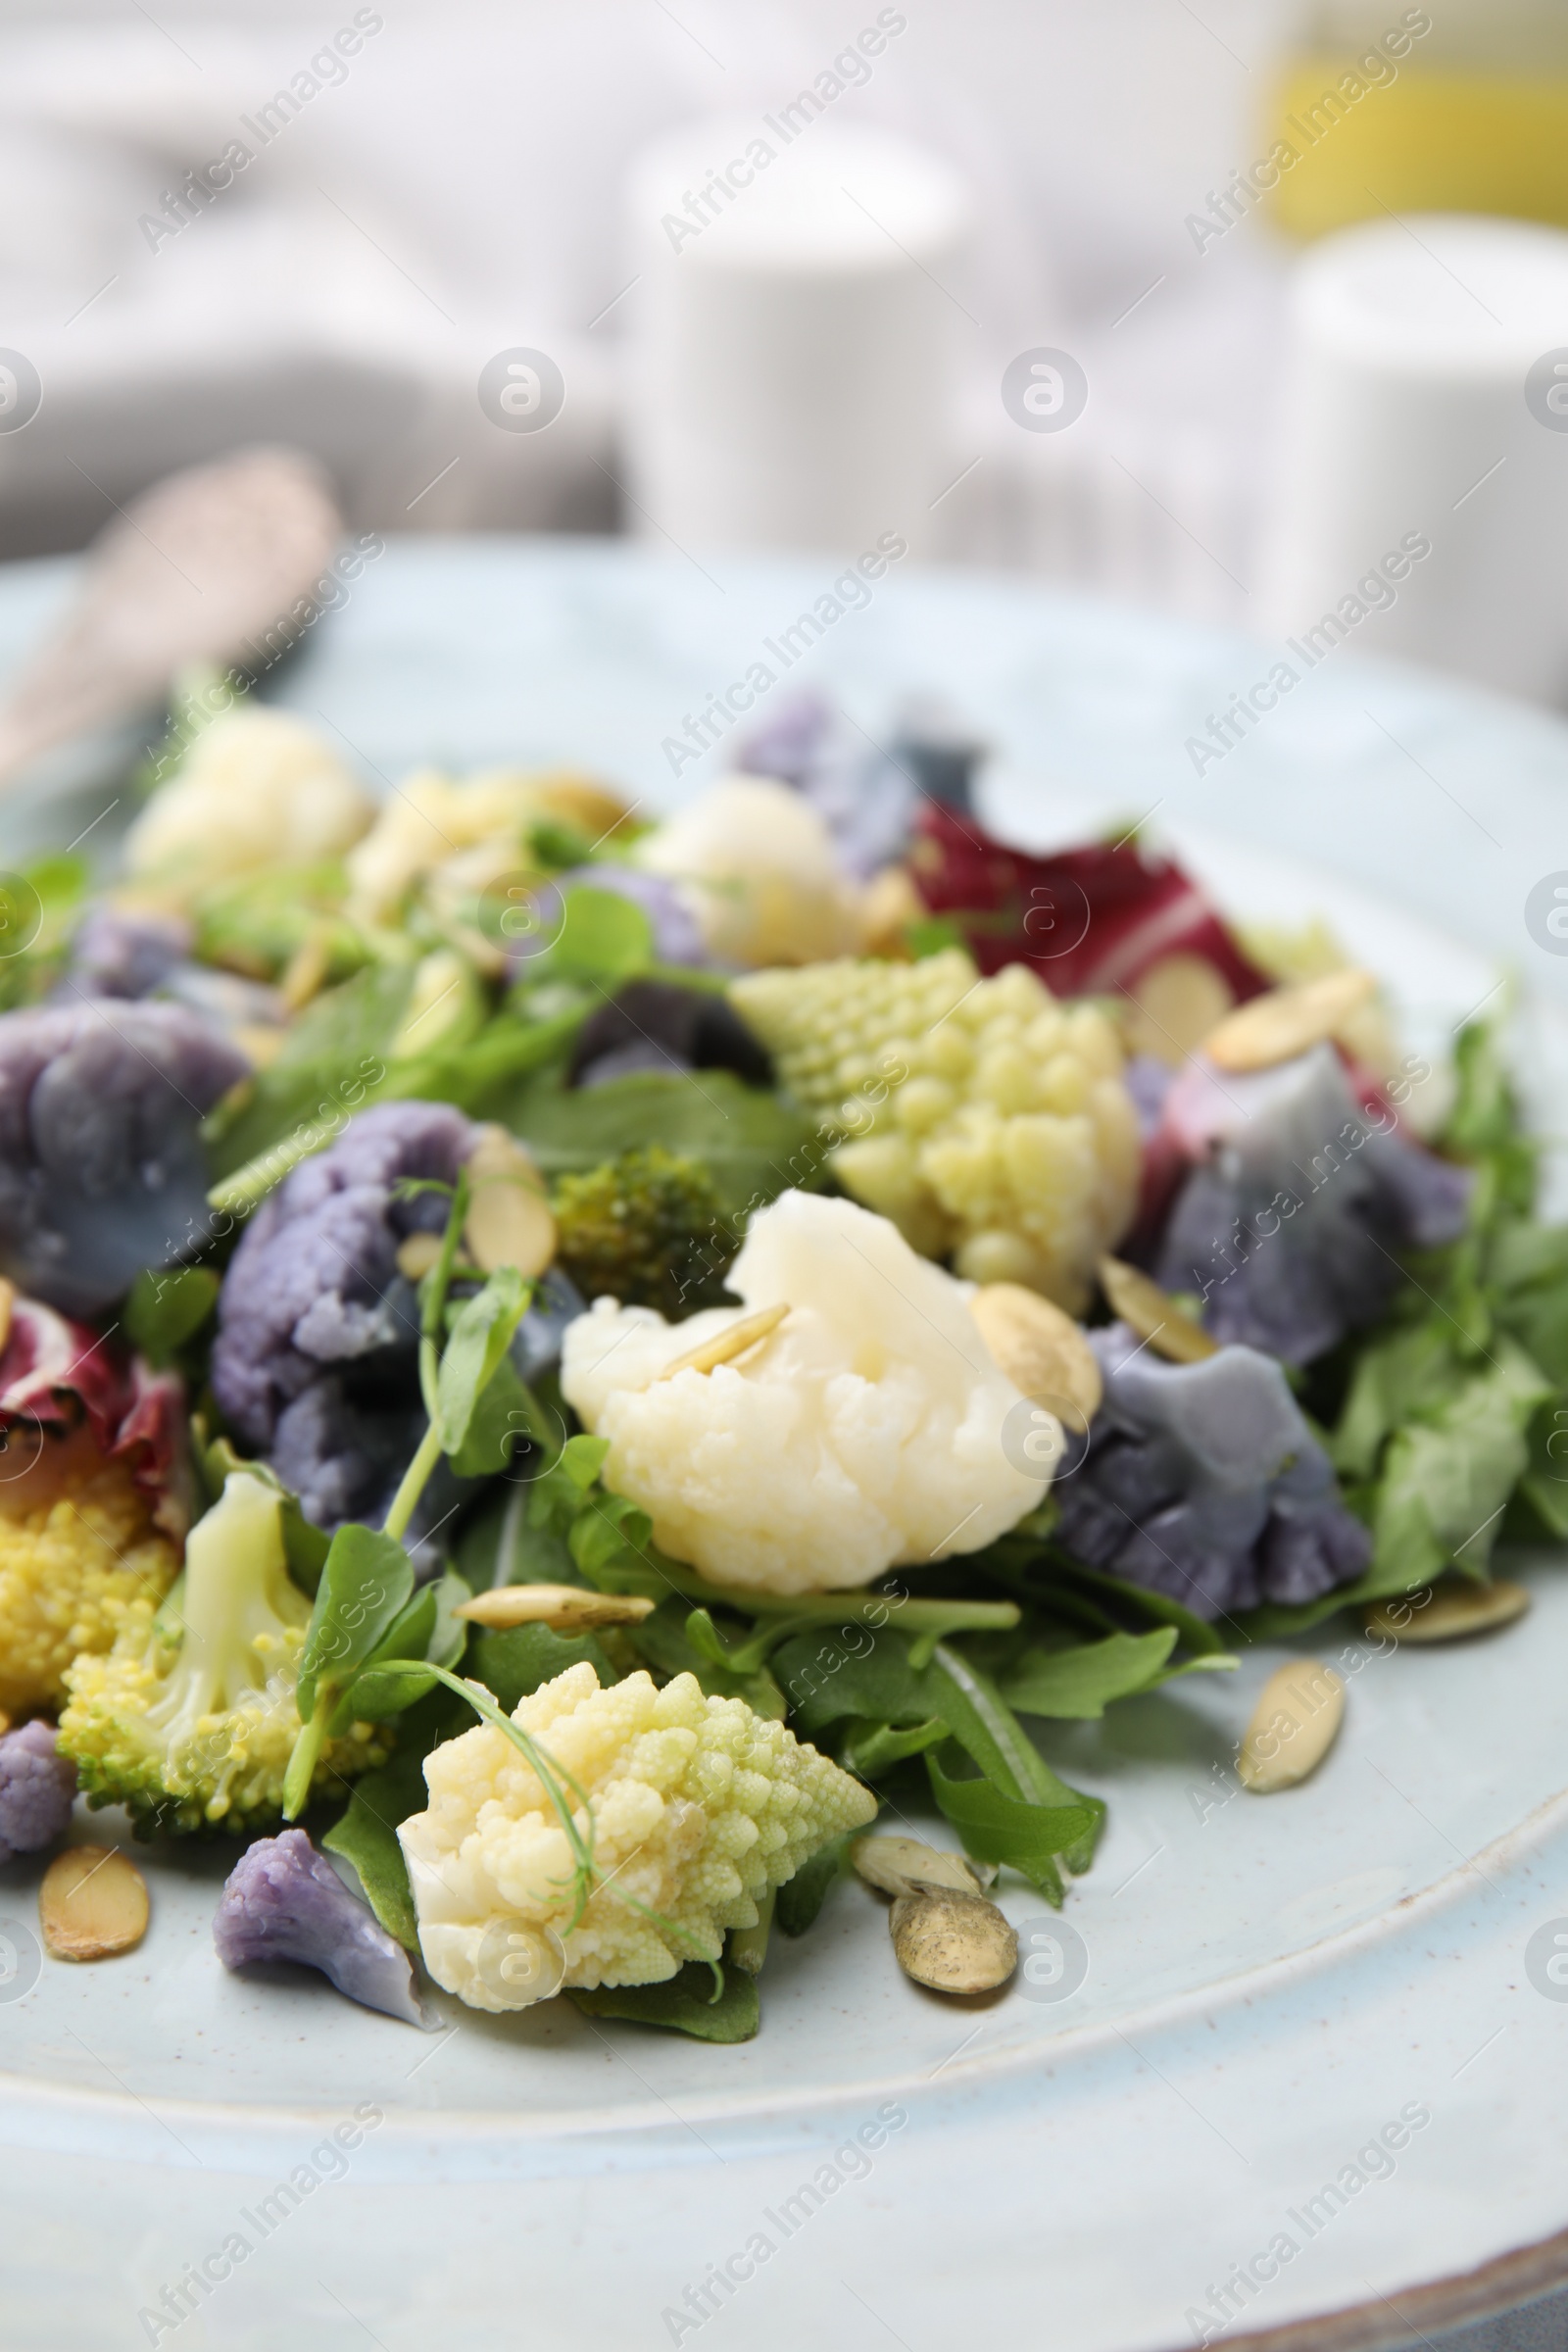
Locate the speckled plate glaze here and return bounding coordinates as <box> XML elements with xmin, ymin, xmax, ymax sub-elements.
<box><xmin>2</xmin><ymin>540</ymin><xmax>1566</xmax><ymax>2352</ymax></box>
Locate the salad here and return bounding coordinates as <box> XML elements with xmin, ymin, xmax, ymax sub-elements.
<box><xmin>1</xmin><ymin>678</ymin><xmax>1563</xmax><ymax>2040</ymax></box>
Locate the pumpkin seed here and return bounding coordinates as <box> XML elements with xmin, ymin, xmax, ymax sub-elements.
<box><xmin>1237</xmin><ymin>1659</ymin><xmax>1345</xmax><ymax>1793</ymax></box>
<box><xmin>0</xmin><ymin>1276</ymin><xmax>13</xmax><ymax>1357</ymax></box>
<box><xmin>890</xmin><ymin>1887</ymin><xmax>1018</xmax><ymax>1995</ymax></box>
<box><xmin>39</xmin><ymin>1846</ymin><xmax>149</xmax><ymax>1962</ymax></box>
<box><xmin>969</xmin><ymin>1285</ymin><xmax>1102</xmax><ymax>1424</ymax></box>
<box><xmin>1203</xmin><ymin>969</ymin><xmax>1377</xmax><ymax>1073</ymax></box>
<box><xmin>1098</xmin><ymin>1256</ymin><xmax>1218</xmax><ymax>1363</ymax></box>
<box><xmin>852</xmin><ymin>1835</ymin><xmax>996</xmax><ymax>1899</ymax></box>
<box><xmin>1365</xmin><ymin>1578</ymin><xmax>1530</xmax><ymax>1645</ymax></box>
<box><xmin>653</xmin><ymin>1301</ymin><xmax>790</xmax><ymax>1382</ymax></box>
<box><xmin>1121</xmin><ymin>953</ymin><xmax>1237</xmax><ymax>1067</ymax></box>
<box><xmin>464</xmin><ymin>1124</ymin><xmax>556</xmax><ymax>1279</ymax></box>
<box><xmin>456</xmin><ymin>1583</ymin><xmax>655</xmax><ymax>1632</ymax></box>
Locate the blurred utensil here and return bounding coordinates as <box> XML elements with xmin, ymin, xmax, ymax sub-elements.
<box><xmin>0</xmin><ymin>446</ymin><xmax>342</xmax><ymax>794</ymax></box>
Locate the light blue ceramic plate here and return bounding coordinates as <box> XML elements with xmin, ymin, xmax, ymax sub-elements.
<box><xmin>2</xmin><ymin>539</ymin><xmax>1566</xmax><ymax>2352</ymax></box>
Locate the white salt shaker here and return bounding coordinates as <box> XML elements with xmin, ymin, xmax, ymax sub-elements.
<box><xmin>1259</xmin><ymin>215</ymin><xmax>1568</xmax><ymax>704</ymax></box>
<box><xmin>624</xmin><ymin>117</ymin><xmax>972</xmax><ymax>560</ymax></box>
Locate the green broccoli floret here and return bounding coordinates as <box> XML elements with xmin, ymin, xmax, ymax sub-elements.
<box><xmin>58</xmin><ymin>1470</ymin><xmax>388</xmax><ymax>1837</ymax></box>
<box><xmin>552</xmin><ymin>1146</ymin><xmax>736</xmax><ymax>1319</ymax></box>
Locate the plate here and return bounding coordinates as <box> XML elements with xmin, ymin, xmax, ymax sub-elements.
<box><xmin>2</xmin><ymin>538</ymin><xmax>1566</xmax><ymax>2352</ymax></box>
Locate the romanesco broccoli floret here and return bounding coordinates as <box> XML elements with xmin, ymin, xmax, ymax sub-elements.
<box><xmin>399</xmin><ymin>1662</ymin><xmax>877</xmax><ymax>2007</ymax></box>
<box><xmin>553</xmin><ymin>1146</ymin><xmax>733</xmax><ymax>1319</ymax></box>
<box><xmin>730</xmin><ymin>949</ymin><xmax>1141</xmax><ymax>1310</ymax></box>
<box><xmin>59</xmin><ymin>1470</ymin><xmax>387</xmax><ymax>1836</ymax></box>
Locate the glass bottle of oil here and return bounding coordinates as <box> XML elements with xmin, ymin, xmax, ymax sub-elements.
<box><xmin>1268</xmin><ymin>0</ymin><xmax>1568</xmax><ymax>237</ymax></box>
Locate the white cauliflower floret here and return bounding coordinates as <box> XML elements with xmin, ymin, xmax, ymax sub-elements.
<box><xmin>399</xmin><ymin>1662</ymin><xmax>876</xmax><ymax>2005</ymax></box>
<box><xmin>731</xmin><ymin>949</ymin><xmax>1142</xmax><ymax>1309</ymax></box>
<box><xmin>636</xmin><ymin>776</ymin><xmax>861</xmax><ymax>966</ymax></box>
<box><xmin>561</xmin><ymin>1190</ymin><xmax>1043</xmax><ymax>1594</ymax></box>
<box><xmin>123</xmin><ymin>707</ymin><xmax>373</xmax><ymax>903</ymax></box>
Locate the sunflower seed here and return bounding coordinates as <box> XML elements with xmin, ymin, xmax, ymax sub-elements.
<box><xmin>1237</xmin><ymin>1659</ymin><xmax>1345</xmax><ymax>1793</ymax></box>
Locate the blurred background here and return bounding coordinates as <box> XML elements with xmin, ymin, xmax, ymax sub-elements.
<box><xmin>2</xmin><ymin>0</ymin><xmax>1568</xmax><ymax>695</ymax></box>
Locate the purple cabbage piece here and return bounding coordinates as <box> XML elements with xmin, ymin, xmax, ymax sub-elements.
<box><xmin>0</xmin><ymin>1719</ymin><xmax>77</xmax><ymax>1864</ymax></box>
<box><xmin>0</xmin><ymin>1000</ymin><xmax>249</xmax><ymax>1315</ymax></box>
<box><xmin>1153</xmin><ymin>1043</ymin><xmax>1472</xmax><ymax>1366</ymax></box>
<box><xmin>1052</xmin><ymin>1324</ymin><xmax>1372</xmax><ymax>1620</ymax></box>
<box><xmin>214</xmin><ymin>1830</ymin><xmax>430</xmax><ymax>2026</ymax></box>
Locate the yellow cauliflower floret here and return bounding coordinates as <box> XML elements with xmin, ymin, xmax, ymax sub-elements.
<box><xmin>731</xmin><ymin>949</ymin><xmax>1141</xmax><ymax>1310</ymax></box>
<box><xmin>0</xmin><ymin>1457</ymin><xmax>177</xmax><ymax>1717</ymax></box>
<box><xmin>399</xmin><ymin>1663</ymin><xmax>876</xmax><ymax>2008</ymax></box>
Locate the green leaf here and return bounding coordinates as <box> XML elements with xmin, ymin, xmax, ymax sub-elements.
<box><xmin>296</xmin><ymin>1523</ymin><xmax>415</xmax><ymax>1726</ymax></box>
<box><xmin>841</xmin><ymin>1717</ymin><xmax>949</xmax><ymax>1776</ymax></box>
<box><xmin>542</xmin><ymin>885</ymin><xmax>653</xmax><ymax>987</ymax></box>
<box><xmin>123</xmin><ymin>1266</ymin><xmax>220</xmax><ymax>1366</ymax></box>
<box><xmin>926</xmin><ymin>1743</ymin><xmax>1095</xmax><ymax>1905</ymax></box>
<box><xmin>999</xmin><ymin>1628</ymin><xmax>1180</xmax><ymax>1720</ymax></box>
<box><xmin>466</xmin><ymin>1623</ymin><xmax>614</xmax><ymax>1715</ymax></box>
<box><xmin>501</xmin><ymin>1068</ymin><xmax>818</xmax><ymax>1215</ymax></box>
<box><xmin>775</xmin><ymin>1832</ymin><xmax>860</xmax><ymax>1938</ymax></box>
<box><xmin>436</xmin><ymin>1268</ymin><xmax>531</xmax><ymax>1454</ymax></box>
<box><xmin>205</xmin><ymin>962</ymin><xmax>413</xmax><ymax>1178</ymax></box>
<box><xmin>448</xmin><ymin>1353</ymin><xmax>533</xmax><ymax>1479</ymax></box>
<box><xmin>568</xmin><ymin>1960</ymin><xmax>759</xmax><ymax>2042</ymax></box>
<box><xmin>772</xmin><ymin>1627</ymin><xmax>930</xmax><ymax>1737</ymax></box>
<box><xmin>1049</xmin><ymin>1560</ymin><xmax>1232</xmax><ymax>1656</ymax></box>
<box><xmin>322</xmin><ymin>1687</ymin><xmax>468</xmax><ymax>1947</ymax></box>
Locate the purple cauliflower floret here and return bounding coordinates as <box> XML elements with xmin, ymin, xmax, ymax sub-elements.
<box><xmin>1052</xmin><ymin>1324</ymin><xmax>1373</xmax><ymax>1620</ymax></box>
<box><xmin>213</xmin><ymin>1100</ymin><xmax>478</xmax><ymax>1449</ymax></box>
<box><xmin>1152</xmin><ymin>1043</ymin><xmax>1472</xmax><ymax>1366</ymax></box>
<box><xmin>0</xmin><ymin>1000</ymin><xmax>248</xmax><ymax>1315</ymax></box>
<box><xmin>214</xmin><ymin>1829</ymin><xmax>429</xmax><ymax>2025</ymax></box>
<box><xmin>735</xmin><ymin>691</ymin><xmax>971</xmax><ymax>879</ymax></box>
<box><xmin>66</xmin><ymin>905</ymin><xmax>192</xmax><ymax>1000</ymax></box>
<box><xmin>0</xmin><ymin>1719</ymin><xmax>77</xmax><ymax>1863</ymax></box>
<box><xmin>212</xmin><ymin>1105</ymin><xmax>581</xmax><ymax>1544</ymax></box>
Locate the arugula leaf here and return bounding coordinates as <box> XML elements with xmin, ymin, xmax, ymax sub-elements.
<box><xmin>448</xmin><ymin>1355</ymin><xmax>535</xmax><ymax>1479</ymax></box>
<box><xmin>436</xmin><ymin>1268</ymin><xmax>531</xmax><ymax>1453</ymax></box>
<box><xmin>568</xmin><ymin>1960</ymin><xmax>759</xmax><ymax>2042</ymax></box>
<box><xmin>321</xmin><ymin>1687</ymin><xmax>466</xmax><ymax>1948</ymax></box>
<box><xmin>123</xmin><ymin>1266</ymin><xmax>220</xmax><ymax>1366</ymax></box>
<box><xmin>926</xmin><ymin>1745</ymin><xmax>1096</xmax><ymax>1904</ymax></box>
<box><xmin>537</xmin><ymin>886</ymin><xmax>653</xmax><ymax>988</ymax></box>
<box><xmin>205</xmin><ymin>962</ymin><xmax>413</xmax><ymax>1177</ymax></box>
<box><xmin>775</xmin><ymin>1831</ymin><xmax>861</xmax><ymax>1938</ymax></box>
<box><xmin>499</xmin><ymin>1068</ymin><xmax>818</xmax><ymax>1215</ymax></box>
<box><xmin>466</xmin><ymin>1623</ymin><xmax>614</xmax><ymax>1714</ymax></box>
<box><xmin>999</xmin><ymin>1629</ymin><xmax>1181</xmax><ymax>1719</ymax></box>
<box><xmin>772</xmin><ymin>1627</ymin><xmax>930</xmax><ymax>1736</ymax></box>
